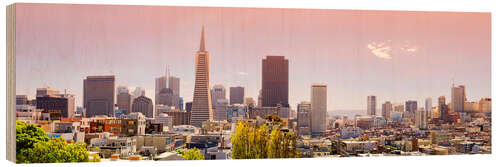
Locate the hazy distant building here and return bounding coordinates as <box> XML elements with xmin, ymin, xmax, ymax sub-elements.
<box><xmin>311</xmin><ymin>84</ymin><xmax>327</xmax><ymax>136</ymax></box>
<box><xmin>415</xmin><ymin>108</ymin><xmax>427</xmax><ymax>129</ymax></box>
<box><xmin>16</xmin><ymin>95</ymin><xmax>28</xmax><ymax>105</ymax></box>
<box><xmin>84</xmin><ymin>76</ymin><xmax>115</xmax><ymax>117</ymax></box>
<box><xmin>227</xmin><ymin>104</ymin><xmax>248</xmax><ymax>121</ymax></box>
<box><xmin>230</xmin><ymin>86</ymin><xmax>245</xmax><ymax>105</ymax></box>
<box><xmin>132</xmin><ymin>96</ymin><xmax>154</xmax><ymax>118</ymax></box>
<box><xmin>169</xmin><ymin>76</ymin><xmax>180</xmax><ymax>102</ymax></box>
<box><xmin>158</xmin><ymin>88</ymin><xmax>175</xmax><ymax>107</ymax></box>
<box><xmin>367</xmin><ymin>95</ymin><xmax>376</xmax><ymax>116</ymax></box>
<box><xmin>36</xmin><ymin>86</ymin><xmax>60</xmax><ymax>97</ymax></box>
<box><xmin>211</xmin><ymin>84</ymin><xmax>226</xmax><ymax>109</ymax></box>
<box><xmin>405</xmin><ymin>100</ymin><xmax>418</xmax><ymax>114</ymax></box>
<box><xmin>451</xmin><ymin>85</ymin><xmax>466</xmax><ymax>113</ymax></box>
<box><xmin>297</xmin><ymin>101</ymin><xmax>312</xmax><ymax>136</ymax></box>
<box><xmin>155</xmin><ymin>76</ymin><xmax>167</xmax><ymax>105</ymax></box>
<box><xmin>166</xmin><ymin>109</ymin><xmax>191</xmax><ymax>126</ymax></box>
<box><xmin>382</xmin><ymin>101</ymin><xmax>392</xmax><ymax>120</ymax></box>
<box><xmin>479</xmin><ymin>98</ymin><xmax>492</xmax><ymax>113</ymax></box>
<box><xmin>394</xmin><ymin>104</ymin><xmax>404</xmax><ymax>113</ymax></box>
<box><xmin>117</xmin><ymin>86</ymin><xmax>129</xmax><ymax>95</ymax></box>
<box><xmin>262</xmin><ymin>56</ymin><xmax>289</xmax><ymax>107</ymax></box>
<box><xmin>190</xmin><ymin>26</ymin><xmax>213</xmax><ymax>127</ymax></box>
<box><xmin>132</xmin><ymin>87</ymin><xmax>146</xmax><ymax>98</ymax></box>
<box><xmin>214</xmin><ymin>99</ymin><xmax>228</xmax><ymax>121</ymax></box>
<box><xmin>117</xmin><ymin>91</ymin><xmax>133</xmax><ymax>115</ymax></box>
<box><xmin>425</xmin><ymin>98</ymin><xmax>432</xmax><ymax>112</ymax></box>
<box><xmin>244</xmin><ymin>97</ymin><xmax>255</xmax><ymax>107</ymax></box>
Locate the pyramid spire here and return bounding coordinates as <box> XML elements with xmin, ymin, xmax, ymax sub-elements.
<box><xmin>200</xmin><ymin>25</ymin><xmax>206</xmax><ymax>52</ymax></box>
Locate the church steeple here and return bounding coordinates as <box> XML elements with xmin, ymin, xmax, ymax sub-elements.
<box><xmin>200</xmin><ymin>25</ymin><xmax>206</xmax><ymax>52</ymax></box>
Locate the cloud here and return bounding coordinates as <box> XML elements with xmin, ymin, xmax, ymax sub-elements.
<box><xmin>234</xmin><ymin>72</ymin><xmax>248</xmax><ymax>76</ymax></box>
<box><xmin>367</xmin><ymin>42</ymin><xmax>392</xmax><ymax>59</ymax></box>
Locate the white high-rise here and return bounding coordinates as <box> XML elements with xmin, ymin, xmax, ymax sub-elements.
<box><xmin>311</xmin><ymin>84</ymin><xmax>327</xmax><ymax>136</ymax></box>
<box><xmin>190</xmin><ymin>25</ymin><xmax>213</xmax><ymax>127</ymax></box>
<box><xmin>415</xmin><ymin>108</ymin><xmax>427</xmax><ymax>129</ymax></box>
<box><xmin>451</xmin><ymin>85</ymin><xmax>466</xmax><ymax>113</ymax></box>
<box><xmin>211</xmin><ymin>84</ymin><xmax>226</xmax><ymax>109</ymax></box>
<box><xmin>367</xmin><ymin>95</ymin><xmax>376</xmax><ymax>116</ymax></box>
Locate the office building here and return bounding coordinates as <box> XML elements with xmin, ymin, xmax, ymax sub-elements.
<box><xmin>132</xmin><ymin>95</ymin><xmax>154</xmax><ymax>118</ymax></box>
<box><xmin>229</xmin><ymin>86</ymin><xmax>245</xmax><ymax>105</ymax></box>
<box><xmin>311</xmin><ymin>84</ymin><xmax>327</xmax><ymax>136</ymax></box>
<box><xmin>83</xmin><ymin>76</ymin><xmax>115</xmax><ymax>117</ymax></box>
<box><xmin>297</xmin><ymin>101</ymin><xmax>312</xmax><ymax>136</ymax></box>
<box><xmin>211</xmin><ymin>84</ymin><xmax>226</xmax><ymax>109</ymax></box>
<box><xmin>262</xmin><ymin>56</ymin><xmax>289</xmax><ymax>107</ymax></box>
<box><xmin>451</xmin><ymin>85</ymin><xmax>466</xmax><ymax>113</ymax></box>
<box><xmin>367</xmin><ymin>95</ymin><xmax>376</xmax><ymax>116</ymax></box>
<box><xmin>382</xmin><ymin>101</ymin><xmax>392</xmax><ymax>120</ymax></box>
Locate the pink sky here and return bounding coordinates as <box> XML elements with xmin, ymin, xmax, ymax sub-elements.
<box><xmin>16</xmin><ymin>3</ymin><xmax>491</xmax><ymax>111</ymax></box>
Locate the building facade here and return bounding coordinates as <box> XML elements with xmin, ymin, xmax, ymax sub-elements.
<box><xmin>84</xmin><ymin>75</ymin><xmax>115</xmax><ymax>117</ymax></box>
<box><xmin>229</xmin><ymin>86</ymin><xmax>245</xmax><ymax>105</ymax></box>
<box><xmin>367</xmin><ymin>95</ymin><xmax>376</xmax><ymax>116</ymax></box>
<box><xmin>311</xmin><ymin>84</ymin><xmax>327</xmax><ymax>136</ymax></box>
<box><xmin>261</xmin><ymin>56</ymin><xmax>289</xmax><ymax>107</ymax></box>
<box><xmin>132</xmin><ymin>96</ymin><xmax>154</xmax><ymax>118</ymax></box>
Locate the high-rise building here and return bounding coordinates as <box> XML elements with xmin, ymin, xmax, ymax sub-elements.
<box><xmin>425</xmin><ymin>98</ymin><xmax>432</xmax><ymax>112</ymax></box>
<box><xmin>210</xmin><ymin>84</ymin><xmax>226</xmax><ymax>109</ymax></box>
<box><xmin>311</xmin><ymin>84</ymin><xmax>327</xmax><ymax>136</ymax></box>
<box><xmin>478</xmin><ymin>98</ymin><xmax>492</xmax><ymax>113</ymax></box>
<box><xmin>117</xmin><ymin>91</ymin><xmax>133</xmax><ymax>115</ymax></box>
<box><xmin>169</xmin><ymin>76</ymin><xmax>180</xmax><ymax>96</ymax></box>
<box><xmin>382</xmin><ymin>101</ymin><xmax>392</xmax><ymax>120</ymax></box>
<box><xmin>415</xmin><ymin>108</ymin><xmax>427</xmax><ymax>129</ymax></box>
<box><xmin>297</xmin><ymin>101</ymin><xmax>312</xmax><ymax>136</ymax></box>
<box><xmin>83</xmin><ymin>76</ymin><xmax>115</xmax><ymax>117</ymax></box>
<box><xmin>132</xmin><ymin>95</ymin><xmax>154</xmax><ymax>118</ymax></box>
<box><xmin>179</xmin><ymin>97</ymin><xmax>184</xmax><ymax>111</ymax></box>
<box><xmin>405</xmin><ymin>100</ymin><xmax>418</xmax><ymax>114</ymax></box>
<box><xmin>230</xmin><ymin>86</ymin><xmax>245</xmax><ymax>105</ymax></box>
<box><xmin>155</xmin><ymin>76</ymin><xmax>167</xmax><ymax>105</ymax></box>
<box><xmin>394</xmin><ymin>104</ymin><xmax>404</xmax><ymax>113</ymax></box>
<box><xmin>158</xmin><ymin>88</ymin><xmax>175</xmax><ymax>107</ymax></box>
<box><xmin>451</xmin><ymin>85</ymin><xmax>466</xmax><ymax>113</ymax></box>
<box><xmin>367</xmin><ymin>95</ymin><xmax>376</xmax><ymax>116</ymax></box>
<box><xmin>438</xmin><ymin>96</ymin><xmax>446</xmax><ymax>107</ymax></box>
<box><xmin>117</xmin><ymin>86</ymin><xmax>129</xmax><ymax>94</ymax></box>
<box><xmin>190</xmin><ymin>26</ymin><xmax>213</xmax><ymax>127</ymax></box>
<box><xmin>16</xmin><ymin>95</ymin><xmax>28</xmax><ymax>105</ymax></box>
<box><xmin>214</xmin><ymin>99</ymin><xmax>228</xmax><ymax>121</ymax></box>
<box><xmin>262</xmin><ymin>56</ymin><xmax>289</xmax><ymax>107</ymax></box>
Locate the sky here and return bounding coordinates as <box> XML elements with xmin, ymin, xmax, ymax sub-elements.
<box><xmin>15</xmin><ymin>3</ymin><xmax>491</xmax><ymax>112</ymax></box>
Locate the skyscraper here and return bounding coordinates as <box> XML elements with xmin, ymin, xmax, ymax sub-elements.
<box><xmin>132</xmin><ymin>95</ymin><xmax>154</xmax><ymax>118</ymax></box>
<box><xmin>211</xmin><ymin>84</ymin><xmax>226</xmax><ymax>109</ymax></box>
<box><xmin>451</xmin><ymin>85</ymin><xmax>466</xmax><ymax>113</ymax></box>
<box><xmin>425</xmin><ymin>98</ymin><xmax>432</xmax><ymax>112</ymax></box>
<box><xmin>158</xmin><ymin>88</ymin><xmax>175</xmax><ymax>107</ymax></box>
<box><xmin>230</xmin><ymin>86</ymin><xmax>245</xmax><ymax>105</ymax></box>
<box><xmin>117</xmin><ymin>90</ymin><xmax>133</xmax><ymax>114</ymax></box>
<box><xmin>36</xmin><ymin>93</ymin><xmax>75</xmax><ymax>119</ymax></box>
<box><xmin>169</xmin><ymin>76</ymin><xmax>181</xmax><ymax>108</ymax></box>
<box><xmin>382</xmin><ymin>101</ymin><xmax>392</xmax><ymax>120</ymax></box>
<box><xmin>367</xmin><ymin>95</ymin><xmax>376</xmax><ymax>116</ymax></box>
<box><xmin>83</xmin><ymin>75</ymin><xmax>115</xmax><ymax>117</ymax></box>
<box><xmin>190</xmin><ymin>26</ymin><xmax>213</xmax><ymax>127</ymax></box>
<box><xmin>155</xmin><ymin>76</ymin><xmax>167</xmax><ymax>105</ymax></box>
<box><xmin>415</xmin><ymin>108</ymin><xmax>428</xmax><ymax>129</ymax></box>
<box><xmin>297</xmin><ymin>101</ymin><xmax>312</xmax><ymax>136</ymax></box>
<box><xmin>311</xmin><ymin>84</ymin><xmax>327</xmax><ymax>136</ymax></box>
<box><xmin>214</xmin><ymin>99</ymin><xmax>228</xmax><ymax>121</ymax></box>
<box><xmin>262</xmin><ymin>56</ymin><xmax>289</xmax><ymax>107</ymax></box>
<box><xmin>405</xmin><ymin>100</ymin><xmax>418</xmax><ymax>114</ymax></box>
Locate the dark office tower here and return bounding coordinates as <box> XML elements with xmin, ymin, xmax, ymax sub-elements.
<box><xmin>83</xmin><ymin>75</ymin><xmax>115</xmax><ymax>117</ymax></box>
<box><xmin>230</xmin><ymin>86</ymin><xmax>245</xmax><ymax>105</ymax></box>
<box><xmin>405</xmin><ymin>100</ymin><xmax>418</xmax><ymax>114</ymax></box>
<box><xmin>158</xmin><ymin>88</ymin><xmax>175</xmax><ymax>107</ymax></box>
<box><xmin>132</xmin><ymin>95</ymin><xmax>154</xmax><ymax>118</ymax></box>
<box><xmin>117</xmin><ymin>91</ymin><xmax>133</xmax><ymax>114</ymax></box>
<box><xmin>185</xmin><ymin>102</ymin><xmax>193</xmax><ymax>113</ymax></box>
<box><xmin>262</xmin><ymin>56</ymin><xmax>289</xmax><ymax>107</ymax></box>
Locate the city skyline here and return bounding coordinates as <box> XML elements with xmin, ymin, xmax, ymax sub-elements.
<box><xmin>15</xmin><ymin>4</ymin><xmax>491</xmax><ymax>111</ymax></box>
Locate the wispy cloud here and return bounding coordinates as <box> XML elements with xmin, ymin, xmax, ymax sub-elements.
<box><xmin>367</xmin><ymin>42</ymin><xmax>392</xmax><ymax>59</ymax></box>
<box><xmin>234</xmin><ymin>71</ymin><xmax>248</xmax><ymax>76</ymax></box>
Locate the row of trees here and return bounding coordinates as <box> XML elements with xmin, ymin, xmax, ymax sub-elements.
<box><xmin>231</xmin><ymin>120</ymin><xmax>300</xmax><ymax>159</ymax></box>
<box><xmin>16</xmin><ymin>121</ymin><xmax>93</xmax><ymax>163</ymax></box>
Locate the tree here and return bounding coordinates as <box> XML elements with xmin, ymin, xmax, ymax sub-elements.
<box><xmin>16</xmin><ymin>121</ymin><xmax>49</xmax><ymax>163</ymax></box>
<box><xmin>27</xmin><ymin>137</ymin><xmax>90</xmax><ymax>163</ymax></box>
<box><xmin>182</xmin><ymin>148</ymin><xmax>204</xmax><ymax>160</ymax></box>
<box><xmin>231</xmin><ymin>120</ymin><xmax>299</xmax><ymax>159</ymax></box>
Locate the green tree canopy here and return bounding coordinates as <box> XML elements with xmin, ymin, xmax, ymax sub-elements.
<box><xmin>16</xmin><ymin>121</ymin><xmax>49</xmax><ymax>163</ymax></box>
<box><xmin>182</xmin><ymin>148</ymin><xmax>204</xmax><ymax>160</ymax></box>
<box><xmin>27</xmin><ymin>137</ymin><xmax>90</xmax><ymax>163</ymax></box>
